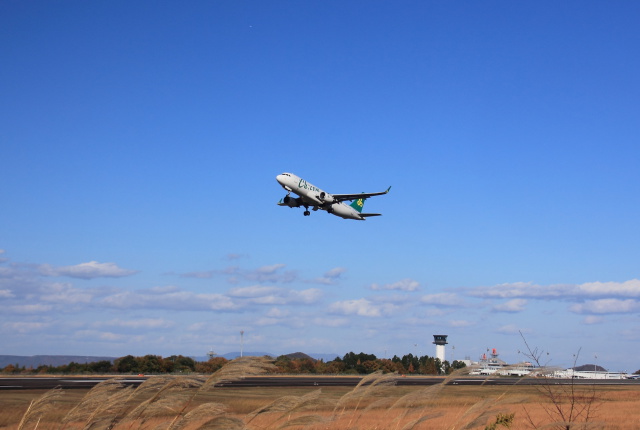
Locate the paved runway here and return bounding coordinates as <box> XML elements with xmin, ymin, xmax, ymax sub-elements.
<box><xmin>1</xmin><ymin>376</ymin><xmax>638</xmax><ymax>390</ymax></box>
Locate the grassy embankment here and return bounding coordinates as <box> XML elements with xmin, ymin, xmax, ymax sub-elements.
<box><xmin>2</xmin><ymin>357</ymin><xmax>640</xmax><ymax>429</ymax></box>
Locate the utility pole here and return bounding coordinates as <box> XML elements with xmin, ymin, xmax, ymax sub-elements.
<box><xmin>240</xmin><ymin>330</ymin><xmax>244</xmax><ymax>357</ymax></box>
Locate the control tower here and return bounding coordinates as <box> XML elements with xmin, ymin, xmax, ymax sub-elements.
<box><xmin>433</xmin><ymin>334</ymin><xmax>448</xmax><ymax>362</ymax></box>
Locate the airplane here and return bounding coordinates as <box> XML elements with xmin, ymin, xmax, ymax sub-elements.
<box><xmin>276</xmin><ymin>172</ymin><xmax>391</xmax><ymax>220</ymax></box>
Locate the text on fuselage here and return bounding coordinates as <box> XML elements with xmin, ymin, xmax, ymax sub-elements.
<box><xmin>298</xmin><ymin>179</ymin><xmax>320</xmax><ymax>193</ymax></box>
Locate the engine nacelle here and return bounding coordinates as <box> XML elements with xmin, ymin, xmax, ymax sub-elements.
<box><xmin>283</xmin><ymin>195</ymin><xmax>302</xmax><ymax>208</ymax></box>
<box><xmin>318</xmin><ymin>191</ymin><xmax>336</xmax><ymax>204</ymax></box>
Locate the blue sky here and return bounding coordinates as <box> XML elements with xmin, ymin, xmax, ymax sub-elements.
<box><xmin>1</xmin><ymin>1</ymin><xmax>639</xmax><ymax>371</ymax></box>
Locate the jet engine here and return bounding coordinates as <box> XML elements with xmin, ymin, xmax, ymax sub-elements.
<box><xmin>318</xmin><ymin>192</ymin><xmax>336</xmax><ymax>204</ymax></box>
<box><xmin>283</xmin><ymin>195</ymin><xmax>302</xmax><ymax>208</ymax></box>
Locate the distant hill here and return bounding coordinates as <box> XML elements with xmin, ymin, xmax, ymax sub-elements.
<box><xmin>195</xmin><ymin>352</ymin><xmax>341</xmax><ymax>362</ymax></box>
<box><xmin>284</xmin><ymin>352</ymin><xmax>316</xmax><ymax>361</ymax></box>
<box><xmin>216</xmin><ymin>352</ymin><xmax>341</xmax><ymax>361</ymax></box>
<box><xmin>308</xmin><ymin>353</ymin><xmax>342</xmax><ymax>362</ymax></box>
<box><xmin>573</xmin><ymin>364</ymin><xmax>607</xmax><ymax>372</ymax></box>
<box><xmin>0</xmin><ymin>355</ymin><xmax>116</xmax><ymax>368</ymax></box>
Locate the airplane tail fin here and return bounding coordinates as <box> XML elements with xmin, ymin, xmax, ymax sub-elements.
<box><xmin>349</xmin><ymin>196</ymin><xmax>368</xmax><ymax>213</ymax></box>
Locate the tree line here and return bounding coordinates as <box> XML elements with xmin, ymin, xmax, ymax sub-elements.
<box><xmin>0</xmin><ymin>352</ymin><xmax>469</xmax><ymax>375</ymax></box>
<box><xmin>275</xmin><ymin>352</ymin><xmax>467</xmax><ymax>375</ymax></box>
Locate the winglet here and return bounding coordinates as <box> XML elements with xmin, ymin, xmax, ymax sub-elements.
<box><xmin>385</xmin><ymin>186</ymin><xmax>392</xmax><ymax>194</ymax></box>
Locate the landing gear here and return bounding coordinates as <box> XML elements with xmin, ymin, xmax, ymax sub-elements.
<box><xmin>304</xmin><ymin>211</ymin><xmax>310</xmax><ymax>216</ymax></box>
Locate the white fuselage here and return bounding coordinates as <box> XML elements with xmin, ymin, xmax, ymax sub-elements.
<box><xmin>276</xmin><ymin>173</ymin><xmax>365</xmax><ymax>220</ymax></box>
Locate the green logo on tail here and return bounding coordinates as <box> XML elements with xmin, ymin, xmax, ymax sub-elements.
<box><xmin>350</xmin><ymin>197</ymin><xmax>367</xmax><ymax>213</ymax></box>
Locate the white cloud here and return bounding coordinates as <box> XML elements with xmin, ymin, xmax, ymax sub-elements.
<box><xmin>493</xmin><ymin>299</ymin><xmax>527</xmax><ymax>313</ymax></box>
<box><xmin>290</xmin><ymin>289</ymin><xmax>322</xmax><ymax>304</ymax></box>
<box><xmin>184</xmin><ymin>263</ymin><xmax>297</xmax><ymax>284</ymax></box>
<box><xmin>583</xmin><ymin>315</ymin><xmax>604</xmax><ymax>325</ymax></box>
<box><xmin>0</xmin><ymin>289</ymin><xmax>14</xmax><ymax>298</ymax></box>
<box><xmin>246</xmin><ymin>264</ymin><xmax>297</xmax><ymax>283</ymax></box>
<box><xmin>470</xmin><ymin>282</ymin><xmax>563</xmax><ymax>299</ymax></box>
<box><xmin>2</xmin><ymin>321</ymin><xmax>51</xmax><ymax>334</ymax></box>
<box><xmin>421</xmin><ymin>293</ymin><xmax>463</xmax><ymax>306</ymax></box>
<box><xmin>187</xmin><ymin>322</ymin><xmax>207</xmax><ymax>331</ymax></box>
<box><xmin>266</xmin><ymin>307</ymin><xmax>290</xmax><ymax>318</ymax></box>
<box><xmin>570</xmin><ymin>299</ymin><xmax>640</xmax><ymax>314</ymax></box>
<box><xmin>74</xmin><ymin>330</ymin><xmax>127</xmax><ymax>342</ymax></box>
<box><xmin>39</xmin><ymin>261</ymin><xmax>138</xmax><ymax>279</ymax></box>
<box><xmin>0</xmin><ymin>264</ymin><xmax>49</xmax><ymax>295</ymax></box>
<box><xmin>227</xmin><ymin>286</ymin><xmax>321</xmax><ymax>305</ymax></box>
<box><xmin>313</xmin><ymin>317</ymin><xmax>350</xmax><ymax>327</ymax></box>
<box><xmin>100</xmin><ymin>290</ymin><xmax>238</xmax><ymax>311</ymax></box>
<box><xmin>370</xmin><ymin>278</ymin><xmax>420</xmax><ymax>291</ymax></box>
<box><xmin>99</xmin><ymin>318</ymin><xmax>175</xmax><ymax>329</ymax></box>
<box><xmin>228</xmin><ymin>286</ymin><xmax>281</xmax><ymax>298</ymax></box>
<box><xmin>10</xmin><ymin>304</ymin><xmax>53</xmax><ymax>314</ymax></box>
<box><xmin>328</xmin><ymin>298</ymin><xmax>397</xmax><ymax>317</ymax></box>
<box><xmin>146</xmin><ymin>285</ymin><xmax>180</xmax><ymax>294</ymax></box>
<box><xmin>40</xmin><ymin>282</ymin><xmax>95</xmax><ymax>304</ymax></box>
<box><xmin>255</xmin><ymin>317</ymin><xmax>282</xmax><ymax>326</ymax></box>
<box><xmin>495</xmin><ymin>324</ymin><xmax>528</xmax><ymax>335</ymax></box>
<box><xmin>577</xmin><ymin>280</ymin><xmax>640</xmax><ymax>297</ymax></box>
<box><xmin>422</xmin><ymin>308</ymin><xmax>449</xmax><ymax>317</ymax></box>
<box><xmin>471</xmin><ymin>279</ymin><xmax>640</xmax><ymax>300</ymax></box>
<box><xmin>254</xmin><ymin>314</ymin><xmax>304</xmax><ymax>328</ymax></box>
<box><xmin>99</xmin><ymin>332</ymin><xmax>124</xmax><ymax>341</ymax></box>
<box><xmin>449</xmin><ymin>320</ymin><xmax>475</xmax><ymax>327</ymax></box>
<box><xmin>180</xmin><ymin>270</ymin><xmax>215</xmax><ymax>279</ymax></box>
<box><xmin>311</xmin><ymin>267</ymin><xmax>347</xmax><ymax>285</ymax></box>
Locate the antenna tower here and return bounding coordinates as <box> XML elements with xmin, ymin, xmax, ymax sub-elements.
<box><xmin>240</xmin><ymin>330</ymin><xmax>244</xmax><ymax>357</ymax></box>
<box><xmin>207</xmin><ymin>348</ymin><xmax>217</xmax><ymax>360</ymax></box>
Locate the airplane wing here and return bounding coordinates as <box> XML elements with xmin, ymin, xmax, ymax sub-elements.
<box><xmin>332</xmin><ymin>186</ymin><xmax>391</xmax><ymax>202</ymax></box>
<box><xmin>360</xmin><ymin>213</ymin><xmax>382</xmax><ymax>217</ymax></box>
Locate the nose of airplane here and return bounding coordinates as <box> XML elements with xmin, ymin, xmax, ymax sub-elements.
<box><xmin>276</xmin><ymin>174</ymin><xmax>285</xmax><ymax>185</ymax></box>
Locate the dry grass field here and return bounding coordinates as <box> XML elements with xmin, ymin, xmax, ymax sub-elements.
<box><xmin>2</xmin><ymin>357</ymin><xmax>640</xmax><ymax>429</ymax></box>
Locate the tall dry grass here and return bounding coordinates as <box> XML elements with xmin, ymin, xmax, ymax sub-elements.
<box><xmin>16</xmin><ymin>387</ymin><xmax>63</xmax><ymax>430</ymax></box>
<box><xmin>4</xmin><ymin>356</ymin><xmax>640</xmax><ymax>430</ymax></box>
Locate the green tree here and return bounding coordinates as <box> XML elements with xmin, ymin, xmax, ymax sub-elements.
<box><xmin>139</xmin><ymin>355</ymin><xmax>163</xmax><ymax>374</ymax></box>
<box><xmin>274</xmin><ymin>355</ymin><xmax>294</xmax><ymax>373</ymax></box>
<box><xmin>64</xmin><ymin>362</ymin><xmax>86</xmax><ymax>374</ymax></box>
<box><xmin>323</xmin><ymin>359</ymin><xmax>346</xmax><ymax>374</ymax></box>
<box><xmin>342</xmin><ymin>352</ymin><xmax>377</xmax><ymax>373</ymax></box>
<box><xmin>450</xmin><ymin>360</ymin><xmax>467</xmax><ymax>372</ymax></box>
<box><xmin>89</xmin><ymin>360</ymin><xmax>114</xmax><ymax>373</ymax></box>
<box><xmin>114</xmin><ymin>355</ymin><xmax>139</xmax><ymax>373</ymax></box>
<box><xmin>174</xmin><ymin>355</ymin><xmax>196</xmax><ymax>373</ymax></box>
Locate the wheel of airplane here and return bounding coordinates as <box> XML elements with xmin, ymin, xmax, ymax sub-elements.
<box><xmin>304</xmin><ymin>211</ymin><xmax>310</xmax><ymax>216</ymax></box>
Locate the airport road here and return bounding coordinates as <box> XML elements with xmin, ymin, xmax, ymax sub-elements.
<box><xmin>0</xmin><ymin>377</ymin><xmax>147</xmax><ymax>390</ymax></box>
<box><xmin>1</xmin><ymin>376</ymin><xmax>639</xmax><ymax>390</ymax></box>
